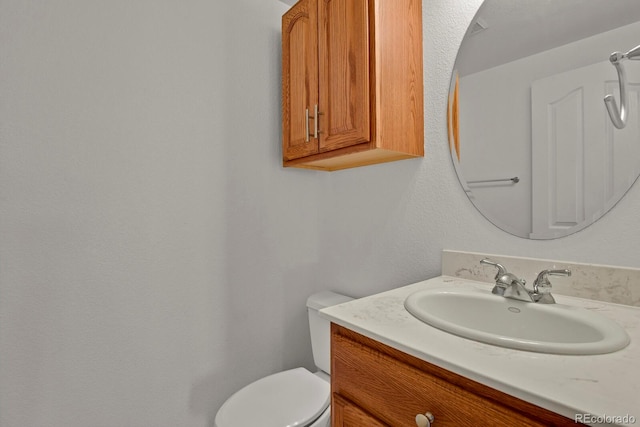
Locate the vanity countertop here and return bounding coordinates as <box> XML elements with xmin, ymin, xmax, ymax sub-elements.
<box><xmin>320</xmin><ymin>276</ymin><xmax>640</xmax><ymax>426</ymax></box>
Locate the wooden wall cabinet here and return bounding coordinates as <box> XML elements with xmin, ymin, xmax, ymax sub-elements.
<box><xmin>331</xmin><ymin>324</ymin><xmax>581</xmax><ymax>427</ymax></box>
<box><xmin>281</xmin><ymin>0</ymin><xmax>424</xmax><ymax>171</ymax></box>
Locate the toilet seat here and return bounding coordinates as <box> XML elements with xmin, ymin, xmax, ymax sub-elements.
<box><xmin>215</xmin><ymin>367</ymin><xmax>330</xmax><ymax>427</ymax></box>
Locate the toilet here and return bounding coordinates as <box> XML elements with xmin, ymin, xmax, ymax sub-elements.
<box><xmin>214</xmin><ymin>291</ymin><xmax>353</xmax><ymax>427</ymax></box>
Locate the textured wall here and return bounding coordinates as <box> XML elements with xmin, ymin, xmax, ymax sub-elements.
<box><xmin>1</xmin><ymin>0</ymin><xmax>640</xmax><ymax>426</ymax></box>
<box><xmin>0</xmin><ymin>1</ymin><xmax>302</xmax><ymax>426</ymax></box>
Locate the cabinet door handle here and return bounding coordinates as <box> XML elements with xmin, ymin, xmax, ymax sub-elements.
<box><xmin>415</xmin><ymin>412</ymin><xmax>435</xmax><ymax>427</ymax></box>
<box><xmin>306</xmin><ymin>104</ymin><xmax>322</xmax><ymax>140</ymax></box>
<box><xmin>305</xmin><ymin>108</ymin><xmax>310</xmax><ymax>142</ymax></box>
<box><xmin>313</xmin><ymin>103</ymin><xmax>320</xmax><ymax>139</ymax></box>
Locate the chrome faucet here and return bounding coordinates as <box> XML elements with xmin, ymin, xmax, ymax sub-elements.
<box><xmin>480</xmin><ymin>259</ymin><xmax>572</xmax><ymax>304</ymax></box>
<box><xmin>480</xmin><ymin>258</ymin><xmax>532</xmax><ymax>302</ymax></box>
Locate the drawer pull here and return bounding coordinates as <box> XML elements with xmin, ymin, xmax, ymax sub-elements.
<box><xmin>415</xmin><ymin>412</ymin><xmax>435</xmax><ymax>427</ymax></box>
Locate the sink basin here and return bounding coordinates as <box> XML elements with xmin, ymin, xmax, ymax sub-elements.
<box><xmin>404</xmin><ymin>288</ymin><xmax>630</xmax><ymax>355</ymax></box>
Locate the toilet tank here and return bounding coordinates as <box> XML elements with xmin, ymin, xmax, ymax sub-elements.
<box><xmin>306</xmin><ymin>291</ymin><xmax>353</xmax><ymax>375</ymax></box>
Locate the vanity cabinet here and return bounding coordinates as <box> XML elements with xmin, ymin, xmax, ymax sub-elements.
<box><xmin>331</xmin><ymin>324</ymin><xmax>580</xmax><ymax>427</ymax></box>
<box><xmin>281</xmin><ymin>0</ymin><xmax>423</xmax><ymax>171</ymax></box>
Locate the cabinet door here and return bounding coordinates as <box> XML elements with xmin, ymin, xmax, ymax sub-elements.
<box><xmin>282</xmin><ymin>0</ymin><xmax>319</xmax><ymax>161</ymax></box>
<box><xmin>333</xmin><ymin>394</ymin><xmax>388</xmax><ymax>427</ymax></box>
<box><xmin>317</xmin><ymin>0</ymin><xmax>371</xmax><ymax>152</ymax></box>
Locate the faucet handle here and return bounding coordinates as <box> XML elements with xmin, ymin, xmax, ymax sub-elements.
<box><xmin>480</xmin><ymin>258</ymin><xmax>524</xmax><ymax>284</ymax></box>
<box><xmin>532</xmin><ymin>269</ymin><xmax>570</xmax><ymax>304</ymax></box>
<box><xmin>480</xmin><ymin>258</ymin><xmax>526</xmax><ymax>297</ymax></box>
<box><xmin>480</xmin><ymin>258</ymin><xmax>507</xmax><ymax>279</ymax></box>
<box><xmin>533</xmin><ymin>269</ymin><xmax>571</xmax><ymax>292</ymax></box>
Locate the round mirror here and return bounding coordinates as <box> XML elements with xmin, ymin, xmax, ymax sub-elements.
<box><xmin>448</xmin><ymin>0</ymin><xmax>640</xmax><ymax>239</ymax></box>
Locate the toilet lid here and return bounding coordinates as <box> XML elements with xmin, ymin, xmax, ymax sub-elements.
<box><xmin>215</xmin><ymin>367</ymin><xmax>330</xmax><ymax>427</ymax></box>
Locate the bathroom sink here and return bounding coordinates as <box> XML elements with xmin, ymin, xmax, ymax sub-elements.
<box><xmin>404</xmin><ymin>288</ymin><xmax>630</xmax><ymax>355</ymax></box>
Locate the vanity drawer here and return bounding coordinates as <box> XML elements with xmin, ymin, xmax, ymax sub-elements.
<box><xmin>331</xmin><ymin>324</ymin><xmax>578</xmax><ymax>427</ymax></box>
<box><xmin>333</xmin><ymin>394</ymin><xmax>387</xmax><ymax>427</ymax></box>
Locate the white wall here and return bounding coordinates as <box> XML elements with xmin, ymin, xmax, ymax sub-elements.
<box><xmin>2</xmin><ymin>1</ymin><xmax>640</xmax><ymax>426</ymax></box>
<box><xmin>0</xmin><ymin>0</ymin><xmax>320</xmax><ymax>425</ymax></box>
